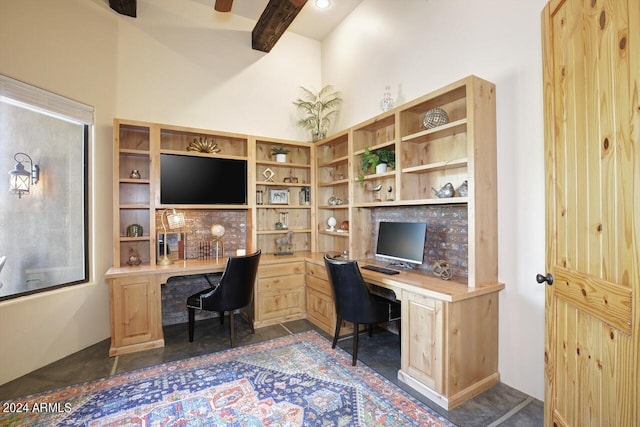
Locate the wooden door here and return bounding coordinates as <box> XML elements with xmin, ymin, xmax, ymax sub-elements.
<box><xmin>541</xmin><ymin>0</ymin><xmax>639</xmax><ymax>425</ymax></box>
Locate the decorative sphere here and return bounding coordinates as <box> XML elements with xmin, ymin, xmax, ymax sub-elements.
<box><xmin>423</xmin><ymin>108</ymin><xmax>449</xmax><ymax>129</ymax></box>
<box><xmin>210</xmin><ymin>224</ymin><xmax>225</xmax><ymax>237</ymax></box>
<box><xmin>327</xmin><ymin>217</ymin><xmax>337</xmax><ymax>231</ymax></box>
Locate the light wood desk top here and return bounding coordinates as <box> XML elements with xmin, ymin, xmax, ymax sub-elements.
<box><xmin>105</xmin><ymin>251</ymin><xmax>504</xmax><ymax>303</ymax></box>
<box><xmin>304</xmin><ymin>252</ymin><xmax>504</xmax><ymax>303</ymax></box>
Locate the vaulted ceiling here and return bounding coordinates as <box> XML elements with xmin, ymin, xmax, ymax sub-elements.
<box><xmin>108</xmin><ymin>0</ymin><xmax>362</xmax><ymax>52</ymax></box>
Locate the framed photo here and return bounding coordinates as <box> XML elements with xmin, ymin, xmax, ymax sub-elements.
<box><xmin>269</xmin><ymin>189</ymin><xmax>289</xmax><ymax>205</ymax></box>
<box><xmin>157</xmin><ymin>232</ymin><xmax>186</xmax><ymax>261</ymax></box>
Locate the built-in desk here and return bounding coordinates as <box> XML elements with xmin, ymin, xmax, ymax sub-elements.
<box><xmin>304</xmin><ymin>253</ymin><xmax>505</xmax><ymax>410</ymax></box>
<box><xmin>106</xmin><ymin>253</ymin><xmax>504</xmax><ymax>410</ymax></box>
<box><xmin>105</xmin><ymin>259</ymin><xmax>228</xmax><ymax>356</ymax></box>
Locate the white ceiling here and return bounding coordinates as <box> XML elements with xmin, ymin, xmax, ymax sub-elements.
<box><xmin>230</xmin><ymin>0</ymin><xmax>363</xmax><ymax>41</ymax></box>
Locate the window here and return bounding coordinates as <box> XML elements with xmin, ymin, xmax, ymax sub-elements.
<box><xmin>0</xmin><ymin>74</ymin><xmax>93</xmax><ymax>300</ymax></box>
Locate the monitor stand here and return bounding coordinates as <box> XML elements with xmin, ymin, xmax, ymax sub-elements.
<box><xmin>389</xmin><ymin>261</ymin><xmax>416</xmax><ymax>270</ymax></box>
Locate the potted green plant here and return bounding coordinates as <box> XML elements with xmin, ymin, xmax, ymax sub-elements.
<box><xmin>293</xmin><ymin>85</ymin><xmax>343</xmax><ymax>141</ymax></box>
<box><xmin>360</xmin><ymin>147</ymin><xmax>395</xmax><ymax>179</ymax></box>
<box><xmin>271</xmin><ymin>145</ymin><xmax>290</xmax><ymax>163</ymax></box>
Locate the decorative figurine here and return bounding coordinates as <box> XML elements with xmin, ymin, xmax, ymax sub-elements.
<box><xmin>275</xmin><ymin>231</ymin><xmax>294</xmax><ymax>255</ymax></box>
<box><xmin>126</xmin><ymin>249</ymin><xmax>142</xmax><ymax>266</ymax></box>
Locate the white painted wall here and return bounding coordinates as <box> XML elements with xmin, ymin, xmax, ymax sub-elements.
<box><xmin>0</xmin><ymin>0</ymin><xmax>320</xmax><ymax>384</ymax></box>
<box><xmin>113</xmin><ymin>0</ymin><xmax>321</xmax><ymax>139</ymax></box>
<box><xmin>322</xmin><ymin>0</ymin><xmax>548</xmax><ymax>399</ymax></box>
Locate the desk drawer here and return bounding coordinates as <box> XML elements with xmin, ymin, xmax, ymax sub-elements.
<box><xmin>306</xmin><ymin>273</ymin><xmax>331</xmax><ymax>295</ymax></box>
<box><xmin>305</xmin><ymin>262</ymin><xmax>328</xmax><ymax>281</ymax></box>
<box><xmin>258</xmin><ymin>274</ymin><xmax>304</xmax><ymax>292</ymax></box>
<box><xmin>257</xmin><ymin>288</ymin><xmax>305</xmax><ymax>321</ymax></box>
<box><xmin>258</xmin><ymin>261</ymin><xmax>304</xmax><ymax>278</ymax></box>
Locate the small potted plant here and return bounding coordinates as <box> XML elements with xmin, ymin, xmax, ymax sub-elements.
<box><xmin>272</xmin><ymin>145</ymin><xmax>290</xmax><ymax>163</ymax></box>
<box><xmin>293</xmin><ymin>85</ymin><xmax>343</xmax><ymax>141</ymax></box>
<box><xmin>360</xmin><ymin>147</ymin><xmax>395</xmax><ymax>179</ymax></box>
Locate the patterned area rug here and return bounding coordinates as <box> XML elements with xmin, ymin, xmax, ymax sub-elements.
<box><xmin>1</xmin><ymin>331</ymin><xmax>454</xmax><ymax>426</ymax></box>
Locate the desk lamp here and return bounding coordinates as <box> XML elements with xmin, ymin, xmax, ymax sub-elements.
<box><xmin>210</xmin><ymin>224</ymin><xmax>225</xmax><ymax>261</ymax></box>
<box><xmin>158</xmin><ymin>209</ymin><xmax>185</xmax><ymax>266</ymax></box>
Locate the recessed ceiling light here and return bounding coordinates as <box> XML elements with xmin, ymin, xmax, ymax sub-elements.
<box><xmin>315</xmin><ymin>0</ymin><xmax>330</xmax><ymax>9</ymax></box>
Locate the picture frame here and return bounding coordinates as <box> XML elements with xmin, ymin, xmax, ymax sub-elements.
<box><xmin>157</xmin><ymin>232</ymin><xmax>187</xmax><ymax>261</ymax></box>
<box><xmin>268</xmin><ymin>189</ymin><xmax>289</xmax><ymax>205</ymax></box>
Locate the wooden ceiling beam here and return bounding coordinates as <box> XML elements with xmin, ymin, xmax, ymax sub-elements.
<box><xmin>109</xmin><ymin>0</ymin><xmax>137</xmax><ymax>17</ymax></box>
<box><xmin>252</xmin><ymin>0</ymin><xmax>308</xmax><ymax>53</ymax></box>
<box><xmin>214</xmin><ymin>0</ymin><xmax>234</xmax><ymax>13</ymax></box>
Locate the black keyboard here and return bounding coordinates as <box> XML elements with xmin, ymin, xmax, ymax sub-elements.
<box><xmin>361</xmin><ymin>265</ymin><xmax>400</xmax><ymax>275</ymax></box>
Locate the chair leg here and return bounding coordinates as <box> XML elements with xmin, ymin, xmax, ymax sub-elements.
<box><xmin>368</xmin><ymin>324</ymin><xmax>373</xmax><ymax>337</ymax></box>
<box><xmin>188</xmin><ymin>307</ymin><xmax>195</xmax><ymax>342</ymax></box>
<box><xmin>219</xmin><ymin>311</ymin><xmax>224</xmax><ymax>325</ymax></box>
<box><xmin>352</xmin><ymin>323</ymin><xmax>359</xmax><ymax>366</ymax></box>
<box><xmin>332</xmin><ymin>316</ymin><xmax>342</xmax><ymax>349</ymax></box>
<box><xmin>229</xmin><ymin>311</ymin><xmax>235</xmax><ymax>347</ymax></box>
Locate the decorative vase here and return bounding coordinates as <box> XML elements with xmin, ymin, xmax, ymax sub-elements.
<box><xmin>126</xmin><ymin>224</ymin><xmax>143</xmax><ymax>237</ymax></box>
<box><xmin>312</xmin><ymin>131</ymin><xmax>326</xmax><ymax>142</ymax></box>
<box><xmin>275</xmin><ymin>153</ymin><xmax>287</xmax><ymax>163</ymax></box>
<box><xmin>375</xmin><ymin>163</ymin><xmax>388</xmax><ymax>174</ymax></box>
<box><xmin>379</xmin><ymin>86</ymin><xmax>395</xmax><ymax>112</ymax></box>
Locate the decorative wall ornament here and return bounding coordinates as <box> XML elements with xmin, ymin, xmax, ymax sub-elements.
<box><xmin>187</xmin><ymin>137</ymin><xmax>221</xmax><ymax>153</ymax></box>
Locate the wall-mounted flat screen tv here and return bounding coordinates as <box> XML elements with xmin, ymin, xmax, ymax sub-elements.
<box><xmin>160</xmin><ymin>153</ymin><xmax>247</xmax><ymax>205</ymax></box>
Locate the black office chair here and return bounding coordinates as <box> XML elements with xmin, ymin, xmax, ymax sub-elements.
<box><xmin>324</xmin><ymin>253</ymin><xmax>400</xmax><ymax>366</ymax></box>
<box><xmin>187</xmin><ymin>250</ymin><xmax>261</xmax><ymax>347</ymax></box>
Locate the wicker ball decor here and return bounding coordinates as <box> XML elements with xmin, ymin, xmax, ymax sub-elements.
<box><xmin>423</xmin><ymin>108</ymin><xmax>449</xmax><ymax>129</ymax></box>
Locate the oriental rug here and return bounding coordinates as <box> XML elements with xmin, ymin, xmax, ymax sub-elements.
<box><xmin>0</xmin><ymin>331</ymin><xmax>454</xmax><ymax>426</ymax></box>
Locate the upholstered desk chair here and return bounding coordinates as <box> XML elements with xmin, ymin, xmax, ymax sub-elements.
<box><xmin>324</xmin><ymin>253</ymin><xmax>401</xmax><ymax>366</ymax></box>
<box><xmin>187</xmin><ymin>250</ymin><xmax>261</xmax><ymax>347</ymax></box>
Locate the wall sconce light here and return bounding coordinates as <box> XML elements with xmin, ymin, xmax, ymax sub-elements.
<box><xmin>8</xmin><ymin>152</ymin><xmax>39</xmax><ymax>199</ymax></box>
<box><xmin>158</xmin><ymin>209</ymin><xmax>185</xmax><ymax>266</ymax></box>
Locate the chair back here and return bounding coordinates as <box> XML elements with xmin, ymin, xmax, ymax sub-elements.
<box><xmin>323</xmin><ymin>253</ymin><xmax>384</xmax><ymax>325</ymax></box>
<box><xmin>201</xmin><ymin>250</ymin><xmax>261</xmax><ymax>312</ymax></box>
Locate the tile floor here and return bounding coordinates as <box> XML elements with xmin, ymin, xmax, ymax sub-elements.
<box><xmin>0</xmin><ymin>317</ymin><xmax>543</xmax><ymax>426</ymax></box>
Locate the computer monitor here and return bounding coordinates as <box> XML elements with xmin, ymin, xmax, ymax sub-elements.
<box><xmin>375</xmin><ymin>221</ymin><xmax>427</xmax><ymax>266</ymax></box>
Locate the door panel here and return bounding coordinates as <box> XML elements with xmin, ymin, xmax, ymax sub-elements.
<box><xmin>542</xmin><ymin>0</ymin><xmax>639</xmax><ymax>425</ymax></box>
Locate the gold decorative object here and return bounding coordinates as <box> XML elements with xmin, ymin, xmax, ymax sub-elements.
<box><xmin>262</xmin><ymin>168</ymin><xmax>275</xmax><ymax>182</ymax></box>
<box><xmin>187</xmin><ymin>137</ymin><xmax>221</xmax><ymax>153</ymax></box>
<box><xmin>431</xmin><ymin>260</ymin><xmax>452</xmax><ymax>280</ymax></box>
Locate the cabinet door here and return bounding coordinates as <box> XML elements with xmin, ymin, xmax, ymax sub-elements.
<box><xmin>109</xmin><ymin>276</ymin><xmax>162</xmax><ymax>355</ymax></box>
<box><xmin>401</xmin><ymin>291</ymin><xmax>444</xmax><ymax>392</ymax></box>
<box><xmin>304</xmin><ymin>262</ymin><xmax>333</xmax><ymax>333</ymax></box>
<box><xmin>256</xmin><ymin>261</ymin><xmax>305</xmax><ymax>323</ymax></box>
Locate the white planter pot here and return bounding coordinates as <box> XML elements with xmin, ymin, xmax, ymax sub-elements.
<box><xmin>375</xmin><ymin>163</ymin><xmax>388</xmax><ymax>174</ymax></box>
<box><xmin>275</xmin><ymin>153</ymin><xmax>287</xmax><ymax>163</ymax></box>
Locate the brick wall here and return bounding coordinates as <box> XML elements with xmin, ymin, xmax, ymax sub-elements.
<box><xmin>155</xmin><ymin>210</ymin><xmax>247</xmax><ymax>259</ymax></box>
<box><xmin>370</xmin><ymin>205</ymin><xmax>468</xmax><ymax>278</ymax></box>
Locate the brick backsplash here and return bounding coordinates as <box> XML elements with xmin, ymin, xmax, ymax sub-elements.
<box><xmin>155</xmin><ymin>210</ymin><xmax>247</xmax><ymax>259</ymax></box>
<box><xmin>156</xmin><ymin>209</ymin><xmax>246</xmax><ymax>325</ymax></box>
<box><xmin>370</xmin><ymin>205</ymin><xmax>468</xmax><ymax>278</ymax></box>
